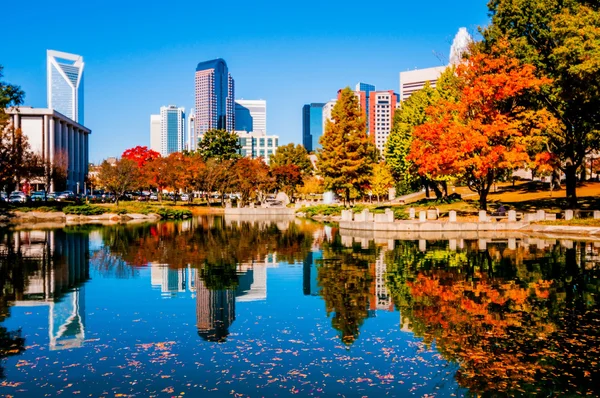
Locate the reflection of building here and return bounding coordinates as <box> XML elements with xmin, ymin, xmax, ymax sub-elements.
<box><xmin>236</xmin><ymin>265</ymin><xmax>267</xmax><ymax>302</ymax></box>
<box><xmin>5</xmin><ymin>230</ymin><xmax>90</xmax><ymax>350</ymax></box>
<box><xmin>371</xmin><ymin>251</ymin><xmax>393</xmax><ymax>311</ymax></box>
<box><xmin>195</xmin><ymin>273</ymin><xmax>235</xmax><ymax>342</ymax></box>
<box><xmin>150</xmin><ymin>263</ymin><xmax>196</xmax><ymax>297</ymax></box>
<box><xmin>303</xmin><ymin>251</ymin><xmax>322</xmax><ymax>296</ymax></box>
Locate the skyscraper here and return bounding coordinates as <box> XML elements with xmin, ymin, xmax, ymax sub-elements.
<box><xmin>47</xmin><ymin>50</ymin><xmax>85</xmax><ymax>124</ymax></box>
<box><xmin>235</xmin><ymin>99</ymin><xmax>267</xmax><ymax>133</ymax></box>
<box><xmin>355</xmin><ymin>82</ymin><xmax>375</xmax><ymax>134</ymax></box>
<box><xmin>195</xmin><ymin>273</ymin><xmax>235</xmax><ymax>343</ymax></box>
<box><xmin>150</xmin><ymin>106</ymin><xmax>185</xmax><ymax>156</ymax></box>
<box><xmin>302</xmin><ymin>103</ymin><xmax>325</xmax><ymax>153</ymax></box>
<box><xmin>187</xmin><ymin>108</ymin><xmax>197</xmax><ymax>151</ymax></box>
<box><xmin>195</xmin><ymin>59</ymin><xmax>235</xmax><ymax>137</ymax></box>
<box><xmin>150</xmin><ymin>114</ymin><xmax>161</xmax><ymax>153</ymax></box>
<box><xmin>368</xmin><ymin>90</ymin><xmax>399</xmax><ymax>154</ymax></box>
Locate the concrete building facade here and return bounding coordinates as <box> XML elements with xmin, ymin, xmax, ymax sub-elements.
<box><xmin>399</xmin><ymin>66</ymin><xmax>446</xmax><ymax>101</ymax></box>
<box><xmin>368</xmin><ymin>90</ymin><xmax>399</xmax><ymax>154</ymax></box>
<box><xmin>235</xmin><ymin>99</ymin><xmax>266</xmax><ymax>134</ymax></box>
<box><xmin>236</xmin><ymin>130</ymin><xmax>279</xmax><ymax>164</ymax></box>
<box><xmin>7</xmin><ymin>107</ymin><xmax>90</xmax><ymax>193</ymax></box>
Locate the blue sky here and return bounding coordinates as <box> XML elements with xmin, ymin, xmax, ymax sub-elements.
<box><xmin>3</xmin><ymin>0</ymin><xmax>489</xmax><ymax>163</ymax></box>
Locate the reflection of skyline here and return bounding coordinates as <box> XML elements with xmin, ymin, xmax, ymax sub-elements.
<box><xmin>195</xmin><ymin>272</ymin><xmax>235</xmax><ymax>343</ymax></box>
<box><xmin>3</xmin><ymin>230</ymin><xmax>89</xmax><ymax>351</ymax></box>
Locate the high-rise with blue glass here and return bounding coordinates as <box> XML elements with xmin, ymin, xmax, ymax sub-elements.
<box><xmin>151</xmin><ymin>105</ymin><xmax>185</xmax><ymax>156</ymax></box>
<box><xmin>194</xmin><ymin>59</ymin><xmax>235</xmax><ymax>142</ymax></box>
<box><xmin>47</xmin><ymin>50</ymin><xmax>85</xmax><ymax>125</ymax></box>
<box><xmin>302</xmin><ymin>103</ymin><xmax>325</xmax><ymax>153</ymax></box>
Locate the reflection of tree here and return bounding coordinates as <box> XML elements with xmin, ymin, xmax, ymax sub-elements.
<box><xmin>385</xmin><ymin>240</ymin><xmax>600</xmax><ymax>396</ymax></box>
<box><xmin>0</xmin><ymin>326</ymin><xmax>25</xmax><ymax>379</ymax></box>
<box><xmin>318</xmin><ymin>235</ymin><xmax>376</xmax><ymax>346</ymax></box>
<box><xmin>99</xmin><ymin>217</ymin><xmax>315</xmax><ymax>288</ymax></box>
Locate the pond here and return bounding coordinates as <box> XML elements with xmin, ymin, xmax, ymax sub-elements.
<box><xmin>1</xmin><ymin>216</ymin><xmax>599</xmax><ymax>397</ymax></box>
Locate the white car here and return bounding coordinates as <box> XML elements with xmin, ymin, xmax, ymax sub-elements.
<box><xmin>8</xmin><ymin>191</ymin><xmax>27</xmax><ymax>203</ymax></box>
<box><xmin>180</xmin><ymin>193</ymin><xmax>190</xmax><ymax>201</ymax></box>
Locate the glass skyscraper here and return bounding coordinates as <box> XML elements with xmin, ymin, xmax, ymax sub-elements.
<box><xmin>157</xmin><ymin>105</ymin><xmax>185</xmax><ymax>156</ymax></box>
<box><xmin>302</xmin><ymin>103</ymin><xmax>325</xmax><ymax>153</ymax></box>
<box><xmin>195</xmin><ymin>59</ymin><xmax>235</xmax><ymax>140</ymax></box>
<box><xmin>47</xmin><ymin>50</ymin><xmax>85</xmax><ymax>125</ymax></box>
<box><xmin>356</xmin><ymin>82</ymin><xmax>375</xmax><ymax>134</ymax></box>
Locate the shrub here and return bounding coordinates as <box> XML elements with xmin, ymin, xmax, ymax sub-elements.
<box><xmin>300</xmin><ymin>205</ymin><xmax>344</xmax><ymax>218</ymax></box>
<box><xmin>156</xmin><ymin>208</ymin><xmax>192</xmax><ymax>219</ymax></box>
<box><xmin>63</xmin><ymin>205</ymin><xmax>107</xmax><ymax>215</ymax></box>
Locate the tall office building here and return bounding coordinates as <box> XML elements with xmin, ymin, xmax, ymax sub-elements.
<box><xmin>355</xmin><ymin>82</ymin><xmax>375</xmax><ymax>133</ymax></box>
<box><xmin>195</xmin><ymin>59</ymin><xmax>235</xmax><ymax>136</ymax></box>
<box><xmin>47</xmin><ymin>50</ymin><xmax>85</xmax><ymax>125</ymax></box>
<box><xmin>235</xmin><ymin>99</ymin><xmax>266</xmax><ymax>133</ymax></box>
<box><xmin>149</xmin><ymin>106</ymin><xmax>185</xmax><ymax>156</ymax></box>
<box><xmin>150</xmin><ymin>114</ymin><xmax>161</xmax><ymax>153</ymax></box>
<box><xmin>368</xmin><ymin>91</ymin><xmax>399</xmax><ymax>154</ymax></box>
<box><xmin>322</xmin><ymin>99</ymin><xmax>336</xmax><ymax>135</ymax></box>
<box><xmin>187</xmin><ymin>108</ymin><xmax>197</xmax><ymax>151</ymax></box>
<box><xmin>302</xmin><ymin>103</ymin><xmax>325</xmax><ymax>153</ymax></box>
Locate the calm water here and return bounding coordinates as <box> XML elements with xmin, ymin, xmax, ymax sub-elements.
<box><xmin>1</xmin><ymin>216</ymin><xmax>599</xmax><ymax>397</ymax></box>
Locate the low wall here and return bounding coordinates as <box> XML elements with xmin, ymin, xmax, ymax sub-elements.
<box><xmin>224</xmin><ymin>207</ymin><xmax>295</xmax><ymax>216</ymax></box>
<box><xmin>339</xmin><ymin>220</ymin><xmax>529</xmax><ymax>233</ymax></box>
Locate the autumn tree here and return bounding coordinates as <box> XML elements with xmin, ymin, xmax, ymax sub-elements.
<box><xmin>231</xmin><ymin>157</ymin><xmax>272</xmax><ymax>206</ymax></box>
<box><xmin>369</xmin><ymin>162</ymin><xmax>394</xmax><ymax>202</ymax></box>
<box><xmin>122</xmin><ymin>146</ymin><xmax>160</xmax><ymax>168</ymax></box>
<box><xmin>30</xmin><ymin>150</ymin><xmax>68</xmax><ymax>196</ymax></box>
<box><xmin>409</xmin><ymin>42</ymin><xmax>552</xmax><ymax>210</ymax></box>
<box><xmin>98</xmin><ymin>158</ymin><xmax>140</xmax><ymax>205</ymax></box>
<box><xmin>197</xmin><ymin>129</ymin><xmax>241</xmax><ymax>161</ymax></box>
<box><xmin>483</xmin><ymin>0</ymin><xmax>600</xmax><ymax>207</ymax></box>
<box><xmin>317</xmin><ymin>87</ymin><xmax>376</xmax><ymax>205</ymax></box>
<box><xmin>297</xmin><ymin>175</ymin><xmax>324</xmax><ymax>200</ymax></box>
<box><xmin>386</xmin><ymin>69</ymin><xmax>460</xmax><ymax>198</ymax></box>
<box><xmin>271</xmin><ymin>164</ymin><xmax>303</xmax><ymax>199</ymax></box>
<box><xmin>269</xmin><ymin>143</ymin><xmax>313</xmax><ymax>175</ymax></box>
<box><xmin>0</xmin><ymin>66</ymin><xmax>31</xmax><ymax>193</ymax></box>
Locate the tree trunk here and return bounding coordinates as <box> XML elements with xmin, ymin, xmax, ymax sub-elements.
<box><xmin>565</xmin><ymin>164</ymin><xmax>578</xmax><ymax>208</ymax></box>
<box><xmin>345</xmin><ymin>188</ymin><xmax>350</xmax><ymax>207</ymax></box>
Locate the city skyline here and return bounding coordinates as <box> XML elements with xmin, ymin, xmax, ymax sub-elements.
<box><xmin>3</xmin><ymin>0</ymin><xmax>489</xmax><ymax>162</ymax></box>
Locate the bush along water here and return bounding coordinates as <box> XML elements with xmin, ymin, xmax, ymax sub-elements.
<box><xmin>156</xmin><ymin>208</ymin><xmax>192</xmax><ymax>220</ymax></box>
<box><xmin>63</xmin><ymin>205</ymin><xmax>107</xmax><ymax>216</ymax></box>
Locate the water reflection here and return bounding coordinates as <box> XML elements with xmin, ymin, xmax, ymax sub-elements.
<box><xmin>0</xmin><ymin>229</ymin><xmax>89</xmax><ymax>378</ymax></box>
<box><xmin>383</xmin><ymin>237</ymin><xmax>600</xmax><ymax>396</ymax></box>
<box><xmin>0</xmin><ymin>220</ymin><xmax>599</xmax><ymax>396</ymax></box>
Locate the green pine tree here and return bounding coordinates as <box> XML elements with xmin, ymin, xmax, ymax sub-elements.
<box><xmin>317</xmin><ymin>87</ymin><xmax>376</xmax><ymax>205</ymax></box>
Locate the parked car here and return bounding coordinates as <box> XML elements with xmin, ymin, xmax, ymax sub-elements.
<box><xmin>180</xmin><ymin>193</ymin><xmax>190</xmax><ymax>202</ymax></box>
<box><xmin>8</xmin><ymin>191</ymin><xmax>27</xmax><ymax>203</ymax></box>
<box><xmin>56</xmin><ymin>191</ymin><xmax>76</xmax><ymax>201</ymax></box>
<box><xmin>0</xmin><ymin>192</ymin><xmax>7</xmax><ymax>202</ymax></box>
<box><xmin>30</xmin><ymin>191</ymin><xmax>47</xmax><ymax>201</ymax></box>
<box><xmin>149</xmin><ymin>193</ymin><xmax>158</xmax><ymax>201</ymax></box>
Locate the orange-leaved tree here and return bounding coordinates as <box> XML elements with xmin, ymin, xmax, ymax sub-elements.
<box><xmin>408</xmin><ymin>40</ymin><xmax>555</xmax><ymax>209</ymax></box>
